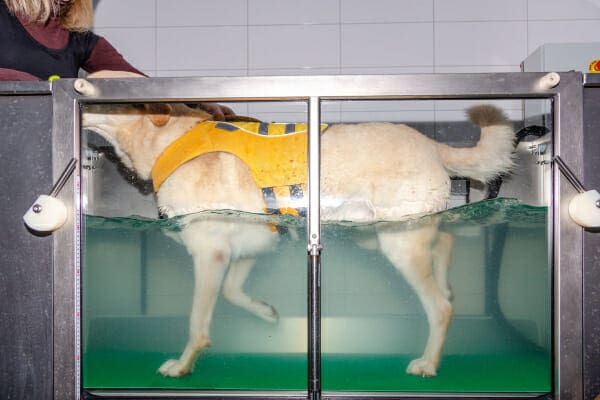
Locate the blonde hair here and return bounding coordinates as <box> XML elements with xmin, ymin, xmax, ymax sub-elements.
<box><xmin>5</xmin><ymin>0</ymin><xmax>93</xmax><ymax>31</ymax></box>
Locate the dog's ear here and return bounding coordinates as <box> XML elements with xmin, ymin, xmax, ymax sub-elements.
<box><xmin>145</xmin><ymin>103</ymin><xmax>172</xmax><ymax>127</ymax></box>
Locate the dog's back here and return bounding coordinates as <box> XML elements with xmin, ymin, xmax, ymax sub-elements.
<box><xmin>320</xmin><ymin>105</ymin><xmax>514</xmax><ymax>221</ymax></box>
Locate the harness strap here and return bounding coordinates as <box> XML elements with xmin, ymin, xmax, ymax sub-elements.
<box><xmin>262</xmin><ymin>184</ymin><xmax>307</xmax><ymax>217</ymax></box>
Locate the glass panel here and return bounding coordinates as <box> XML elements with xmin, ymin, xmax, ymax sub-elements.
<box><xmin>81</xmin><ymin>101</ymin><xmax>308</xmax><ymax>391</ymax></box>
<box><xmin>321</xmin><ymin>99</ymin><xmax>552</xmax><ymax>393</ymax></box>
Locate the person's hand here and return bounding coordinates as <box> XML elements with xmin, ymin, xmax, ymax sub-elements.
<box><xmin>198</xmin><ymin>103</ymin><xmax>236</xmax><ymax>121</ymax></box>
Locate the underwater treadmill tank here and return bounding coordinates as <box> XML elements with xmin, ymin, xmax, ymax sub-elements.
<box><xmin>81</xmin><ymin>97</ymin><xmax>552</xmax><ymax>394</ymax></box>
<box><xmin>39</xmin><ymin>73</ymin><xmax>589</xmax><ymax>399</ymax></box>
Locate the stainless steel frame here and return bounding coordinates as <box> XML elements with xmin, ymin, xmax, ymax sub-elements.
<box><xmin>0</xmin><ymin>81</ymin><xmax>54</xmax><ymax>400</ymax></box>
<box><xmin>51</xmin><ymin>72</ymin><xmax>584</xmax><ymax>400</ymax></box>
<box><xmin>582</xmin><ymin>73</ymin><xmax>600</xmax><ymax>400</ymax></box>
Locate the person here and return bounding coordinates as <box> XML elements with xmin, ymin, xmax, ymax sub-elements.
<box><xmin>0</xmin><ymin>0</ymin><xmax>234</xmax><ymax>119</ymax></box>
<box><xmin>0</xmin><ymin>0</ymin><xmax>144</xmax><ymax>81</ymax></box>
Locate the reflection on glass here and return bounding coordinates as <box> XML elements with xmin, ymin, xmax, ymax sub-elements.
<box><xmin>81</xmin><ymin>102</ymin><xmax>308</xmax><ymax>391</ymax></box>
<box><xmin>321</xmin><ymin>99</ymin><xmax>552</xmax><ymax>393</ymax></box>
<box><xmin>321</xmin><ymin>200</ymin><xmax>550</xmax><ymax>392</ymax></box>
<box><xmin>81</xmin><ymin>97</ymin><xmax>553</xmax><ymax>395</ymax></box>
<box><xmin>83</xmin><ymin>213</ymin><xmax>308</xmax><ymax>390</ymax></box>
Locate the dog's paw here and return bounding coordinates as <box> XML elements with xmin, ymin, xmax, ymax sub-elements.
<box><xmin>406</xmin><ymin>357</ymin><xmax>437</xmax><ymax>378</ymax></box>
<box><xmin>256</xmin><ymin>301</ymin><xmax>279</xmax><ymax>323</ymax></box>
<box><xmin>158</xmin><ymin>359</ymin><xmax>192</xmax><ymax>377</ymax></box>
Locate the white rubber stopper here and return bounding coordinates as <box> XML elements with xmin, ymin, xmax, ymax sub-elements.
<box><xmin>23</xmin><ymin>195</ymin><xmax>68</xmax><ymax>233</ymax></box>
<box><xmin>537</xmin><ymin>72</ymin><xmax>561</xmax><ymax>90</ymax></box>
<box><xmin>568</xmin><ymin>189</ymin><xmax>600</xmax><ymax>228</ymax></box>
<box><xmin>73</xmin><ymin>78</ymin><xmax>97</xmax><ymax>96</ymax></box>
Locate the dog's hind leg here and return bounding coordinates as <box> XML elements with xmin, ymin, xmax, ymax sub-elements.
<box><xmin>378</xmin><ymin>225</ymin><xmax>453</xmax><ymax>378</ymax></box>
<box><xmin>158</xmin><ymin>244</ymin><xmax>230</xmax><ymax>377</ymax></box>
<box><xmin>222</xmin><ymin>257</ymin><xmax>279</xmax><ymax>323</ymax></box>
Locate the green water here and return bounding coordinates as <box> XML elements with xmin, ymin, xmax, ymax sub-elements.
<box><xmin>82</xmin><ymin>198</ymin><xmax>551</xmax><ymax>393</ymax></box>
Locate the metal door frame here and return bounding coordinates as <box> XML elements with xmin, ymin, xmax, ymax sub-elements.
<box><xmin>50</xmin><ymin>72</ymin><xmax>584</xmax><ymax>400</ymax></box>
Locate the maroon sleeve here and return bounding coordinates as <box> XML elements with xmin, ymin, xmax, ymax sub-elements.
<box><xmin>0</xmin><ymin>68</ymin><xmax>40</xmax><ymax>81</ymax></box>
<box><xmin>82</xmin><ymin>37</ymin><xmax>146</xmax><ymax>76</ymax></box>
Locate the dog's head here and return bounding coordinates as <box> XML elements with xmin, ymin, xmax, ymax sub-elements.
<box><xmin>81</xmin><ymin>71</ymin><xmax>212</xmax><ymax>180</ymax></box>
<box><xmin>83</xmin><ymin>102</ymin><xmax>211</xmax><ymax>180</ymax></box>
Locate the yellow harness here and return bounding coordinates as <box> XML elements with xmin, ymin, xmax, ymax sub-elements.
<box><xmin>151</xmin><ymin>120</ymin><xmax>327</xmax><ymax>216</ymax></box>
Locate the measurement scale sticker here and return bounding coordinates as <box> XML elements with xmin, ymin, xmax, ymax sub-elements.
<box><xmin>74</xmin><ymin>174</ymin><xmax>82</xmax><ymax>400</ymax></box>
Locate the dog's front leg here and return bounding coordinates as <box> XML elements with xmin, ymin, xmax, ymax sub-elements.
<box><xmin>158</xmin><ymin>245</ymin><xmax>230</xmax><ymax>377</ymax></box>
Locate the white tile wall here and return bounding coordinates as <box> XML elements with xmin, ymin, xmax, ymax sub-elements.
<box><xmin>528</xmin><ymin>20</ymin><xmax>600</xmax><ymax>52</ymax></box>
<box><xmin>249</xmin><ymin>25</ymin><xmax>340</xmax><ymax>70</ymax></box>
<box><xmin>94</xmin><ymin>27</ymin><xmax>156</xmax><ymax>71</ymax></box>
<box><xmin>249</xmin><ymin>0</ymin><xmax>339</xmax><ymax>25</ymax></box>
<box><xmin>434</xmin><ymin>65</ymin><xmax>522</xmax><ymax>73</ymax></box>
<box><xmin>341</xmin><ymin>23</ymin><xmax>434</xmax><ymax>68</ymax></box>
<box><xmin>434</xmin><ymin>0</ymin><xmax>527</xmax><ymax>21</ymax></box>
<box><xmin>341</xmin><ymin>0</ymin><xmax>433</xmax><ymax>23</ymax></box>
<box><xmin>435</xmin><ymin>22</ymin><xmax>528</xmax><ymax>67</ymax></box>
<box><xmin>91</xmin><ymin>0</ymin><xmax>600</xmax><ymax>120</ymax></box>
<box><xmin>528</xmin><ymin>0</ymin><xmax>600</xmax><ymax>20</ymax></box>
<box><xmin>157</xmin><ymin>26</ymin><xmax>247</xmax><ymax>71</ymax></box>
<box><xmin>157</xmin><ymin>0</ymin><xmax>247</xmax><ymax>27</ymax></box>
<box><xmin>94</xmin><ymin>0</ymin><xmax>155</xmax><ymax>27</ymax></box>
<box><xmin>92</xmin><ymin>0</ymin><xmax>600</xmax><ymax>76</ymax></box>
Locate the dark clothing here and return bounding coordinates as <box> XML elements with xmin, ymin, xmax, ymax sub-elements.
<box><xmin>0</xmin><ymin>1</ymin><xmax>143</xmax><ymax>81</ymax></box>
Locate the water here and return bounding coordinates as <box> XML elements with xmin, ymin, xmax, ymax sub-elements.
<box><xmin>82</xmin><ymin>198</ymin><xmax>551</xmax><ymax>393</ymax></box>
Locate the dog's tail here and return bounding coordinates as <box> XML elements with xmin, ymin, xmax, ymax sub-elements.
<box><xmin>437</xmin><ymin>105</ymin><xmax>515</xmax><ymax>183</ymax></box>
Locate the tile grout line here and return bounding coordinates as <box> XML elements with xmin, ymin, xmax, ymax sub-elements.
<box><xmin>525</xmin><ymin>0</ymin><xmax>530</xmax><ymax>59</ymax></box>
<box><xmin>93</xmin><ymin>17</ymin><xmax>600</xmax><ymax>30</ymax></box>
<box><xmin>246</xmin><ymin>0</ymin><xmax>250</xmax><ymax>76</ymax></box>
<box><xmin>433</xmin><ymin>0</ymin><xmax>438</xmax><ymax>136</ymax></box>
<box><xmin>154</xmin><ymin>0</ymin><xmax>158</xmax><ymax>76</ymax></box>
<box><xmin>338</xmin><ymin>0</ymin><xmax>342</xmax><ymax>76</ymax></box>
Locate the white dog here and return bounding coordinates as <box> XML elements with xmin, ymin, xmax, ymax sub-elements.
<box><xmin>82</xmin><ymin>73</ymin><xmax>514</xmax><ymax>378</ymax></box>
